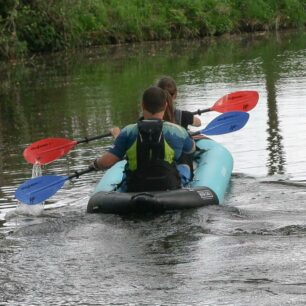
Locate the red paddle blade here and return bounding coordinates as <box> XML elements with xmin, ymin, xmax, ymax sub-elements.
<box><xmin>23</xmin><ymin>138</ymin><xmax>77</xmax><ymax>165</ymax></box>
<box><xmin>211</xmin><ymin>91</ymin><xmax>259</xmax><ymax>113</ymax></box>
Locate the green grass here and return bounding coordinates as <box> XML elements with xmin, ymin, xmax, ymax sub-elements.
<box><xmin>0</xmin><ymin>0</ymin><xmax>306</xmax><ymax>59</ymax></box>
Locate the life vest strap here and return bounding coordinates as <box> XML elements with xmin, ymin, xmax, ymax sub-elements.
<box><xmin>136</xmin><ymin>119</ymin><xmax>164</xmax><ymax>169</ymax></box>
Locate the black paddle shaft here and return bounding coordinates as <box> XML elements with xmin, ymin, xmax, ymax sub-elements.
<box><xmin>68</xmin><ymin>167</ymin><xmax>95</xmax><ymax>180</ymax></box>
<box><xmin>77</xmin><ymin>132</ymin><xmax>112</xmax><ymax>144</ymax></box>
<box><xmin>191</xmin><ymin>108</ymin><xmax>211</xmax><ymax>115</ymax></box>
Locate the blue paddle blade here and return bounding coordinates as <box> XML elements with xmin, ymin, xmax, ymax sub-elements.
<box><xmin>15</xmin><ymin>175</ymin><xmax>68</xmax><ymax>205</ymax></box>
<box><xmin>202</xmin><ymin>111</ymin><xmax>249</xmax><ymax>135</ymax></box>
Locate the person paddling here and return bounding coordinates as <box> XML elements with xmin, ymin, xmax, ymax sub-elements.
<box><xmin>156</xmin><ymin>76</ymin><xmax>202</xmax><ymax>129</ymax></box>
<box><xmin>157</xmin><ymin>76</ymin><xmax>201</xmax><ymax>173</ymax></box>
<box><xmin>91</xmin><ymin>86</ymin><xmax>196</xmax><ymax>191</ymax></box>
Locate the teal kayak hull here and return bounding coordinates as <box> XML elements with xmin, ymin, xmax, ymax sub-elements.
<box><xmin>87</xmin><ymin>139</ymin><xmax>233</xmax><ymax>214</ymax></box>
<box><xmin>191</xmin><ymin>139</ymin><xmax>233</xmax><ymax>204</ymax></box>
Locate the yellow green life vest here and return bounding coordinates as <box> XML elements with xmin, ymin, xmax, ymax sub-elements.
<box><xmin>125</xmin><ymin>119</ymin><xmax>181</xmax><ymax>192</ymax></box>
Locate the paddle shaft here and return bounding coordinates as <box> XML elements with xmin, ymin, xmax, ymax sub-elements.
<box><xmin>76</xmin><ymin>132</ymin><xmax>111</xmax><ymax>144</ymax></box>
<box><xmin>24</xmin><ymin>90</ymin><xmax>258</xmax><ymax>165</ymax></box>
<box><xmin>191</xmin><ymin>108</ymin><xmax>211</xmax><ymax>115</ymax></box>
<box><xmin>68</xmin><ymin>167</ymin><xmax>95</xmax><ymax>180</ymax></box>
<box><xmin>190</xmin><ymin>130</ymin><xmax>203</xmax><ymax>136</ymax></box>
<box><xmin>75</xmin><ymin>97</ymin><xmax>250</xmax><ymax>144</ymax></box>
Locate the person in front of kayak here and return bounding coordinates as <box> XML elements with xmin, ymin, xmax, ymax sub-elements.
<box><xmin>92</xmin><ymin>86</ymin><xmax>196</xmax><ymax>192</ymax></box>
<box><xmin>157</xmin><ymin>76</ymin><xmax>201</xmax><ymax>174</ymax></box>
<box><xmin>156</xmin><ymin>76</ymin><xmax>202</xmax><ymax>129</ymax></box>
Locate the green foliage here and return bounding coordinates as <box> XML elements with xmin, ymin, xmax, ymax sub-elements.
<box><xmin>201</xmin><ymin>0</ymin><xmax>234</xmax><ymax>35</ymax></box>
<box><xmin>0</xmin><ymin>0</ymin><xmax>26</xmax><ymax>58</ymax></box>
<box><xmin>0</xmin><ymin>0</ymin><xmax>305</xmax><ymax>60</ymax></box>
<box><xmin>16</xmin><ymin>1</ymin><xmax>80</xmax><ymax>52</ymax></box>
<box><xmin>232</xmin><ymin>0</ymin><xmax>306</xmax><ymax>30</ymax></box>
<box><xmin>276</xmin><ymin>0</ymin><xmax>306</xmax><ymax>28</ymax></box>
<box><xmin>232</xmin><ymin>0</ymin><xmax>274</xmax><ymax>30</ymax></box>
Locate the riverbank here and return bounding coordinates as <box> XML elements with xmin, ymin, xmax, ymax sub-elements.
<box><xmin>1</xmin><ymin>0</ymin><xmax>306</xmax><ymax>60</ymax></box>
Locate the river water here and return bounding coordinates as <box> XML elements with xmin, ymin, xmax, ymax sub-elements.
<box><xmin>1</xmin><ymin>30</ymin><xmax>306</xmax><ymax>305</ymax></box>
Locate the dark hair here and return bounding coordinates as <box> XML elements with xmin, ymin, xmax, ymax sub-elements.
<box><xmin>142</xmin><ymin>86</ymin><xmax>167</xmax><ymax>114</ymax></box>
<box><xmin>157</xmin><ymin>76</ymin><xmax>177</xmax><ymax>96</ymax></box>
<box><xmin>156</xmin><ymin>76</ymin><xmax>177</xmax><ymax>123</ymax></box>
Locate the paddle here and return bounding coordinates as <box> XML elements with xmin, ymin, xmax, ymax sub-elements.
<box><xmin>190</xmin><ymin>111</ymin><xmax>249</xmax><ymax>136</ymax></box>
<box><xmin>23</xmin><ymin>132</ymin><xmax>111</xmax><ymax>165</ymax></box>
<box><xmin>191</xmin><ymin>90</ymin><xmax>259</xmax><ymax>115</ymax></box>
<box><xmin>23</xmin><ymin>91</ymin><xmax>258</xmax><ymax>165</ymax></box>
<box><xmin>16</xmin><ymin>111</ymin><xmax>249</xmax><ymax>205</ymax></box>
<box><xmin>15</xmin><ymin>167</ymin><xmax>95</xmax><ymax>205</ymax></box>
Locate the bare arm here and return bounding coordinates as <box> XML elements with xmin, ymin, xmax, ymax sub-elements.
<box><xmin>94</xmin><ymin>152</ymin><xmax>120</xmax><ymax>170</ymax></box>
<box><xmin>91</xmin><ymin>127</ymin><xmax>124</xmax><ymax>171</ymax></box>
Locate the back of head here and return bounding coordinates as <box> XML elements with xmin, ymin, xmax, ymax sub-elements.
<box><xmin>156</xmin><ymin>76</ymin><xmax>177</xmax><ymax>123</ymax></box>
<box><xmin>142</xmin><ymin>86</ymin><xmax>167</xmax><ymax>114</ymax></box>
<box><xmin>156</xmin><ymin>76</ymin><xmax>177</xmax><ymax>97</ymax></box>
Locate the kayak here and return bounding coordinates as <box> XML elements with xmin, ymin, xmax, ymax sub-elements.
<box><xmin>87</xmin><ymin>139</ymin><xmax>233</xmax><ymax>214</ymax></box>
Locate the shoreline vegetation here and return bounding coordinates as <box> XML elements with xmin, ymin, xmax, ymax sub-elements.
<box><xmin>1</xmin><ymin>0</ymin><xmax>306</xmax><ymax>60</ymax></box>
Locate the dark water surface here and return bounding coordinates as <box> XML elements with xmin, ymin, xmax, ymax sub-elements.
<box><xmin>1</xmin><ymin>31</ymin><xmax>306</xmax><ymax>305</ymax></box>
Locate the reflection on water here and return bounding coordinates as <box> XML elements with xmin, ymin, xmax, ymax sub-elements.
<box><xmin>262</xmin><ymin>39</ymin><xmax>286</xmax><ymax>175</ymax></box>
<box><xmin>266</xmin><ymin>89</ymin><xmax>285</xmax><ymax>176</ymax></box>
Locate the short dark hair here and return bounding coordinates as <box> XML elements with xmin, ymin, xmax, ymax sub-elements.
<box><xmin>142</xmin><ymin>86</ymin><xmax>167</xmax><ymax>114</ymax></box>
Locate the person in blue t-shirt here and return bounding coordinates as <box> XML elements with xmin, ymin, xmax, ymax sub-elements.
<box><xmin>92</xmin><ymin>86</ymin><xmax>195</xmax><ymax>192</ymax></box>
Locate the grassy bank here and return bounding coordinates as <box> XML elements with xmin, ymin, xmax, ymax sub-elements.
<box><xmin>1</xmin><ymin>0</ymin><xmax>306</xmax><ymax>59</ymax></box>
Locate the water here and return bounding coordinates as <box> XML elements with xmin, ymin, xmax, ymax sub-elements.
<box><xmin>1</xmin><ymin>30</ymin><xmax>306</xmax><ymax>305</ymax></box>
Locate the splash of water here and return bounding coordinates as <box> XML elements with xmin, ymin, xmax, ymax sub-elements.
<box><xmin>9</xmin><ymin>163</ymin><xmax>45</xmax><ymax>218</ymax></box>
